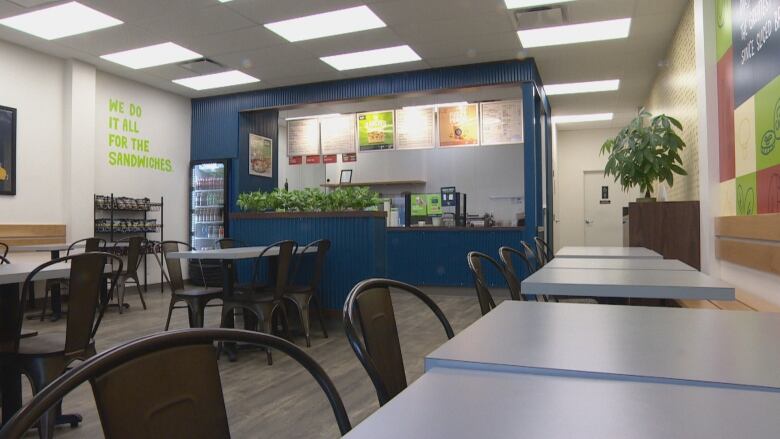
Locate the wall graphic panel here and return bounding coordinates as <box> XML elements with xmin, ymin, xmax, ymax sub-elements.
<box><xmin>717</xmin><ymin>0</ymin><xmax>780</xmax><ymax>214</ymax></box>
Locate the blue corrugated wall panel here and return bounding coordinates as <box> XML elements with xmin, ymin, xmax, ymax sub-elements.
<box><xmin>386</xmin><ymin>229</ymin><xmax>528</xmax><ymax>288</ymax></box>
<box><xmin>230</xmin><ymin>216</ymin><xmax>387</xmax><ymax>310</ymax></box>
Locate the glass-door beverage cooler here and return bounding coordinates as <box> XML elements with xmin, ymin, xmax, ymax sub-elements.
<box><xmin>190</xmin><ymin>160</ymin><xmax>229</xmax><ymax>251</ymax></box>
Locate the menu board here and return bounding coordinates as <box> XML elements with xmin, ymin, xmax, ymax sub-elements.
<box><xmin>320</xmin><ymin>114</ymin><xmax>356</xmax><ymax>155</ymax></box>
<box><xmin>411</xmin><ymin>194</ymin><xmax>427</xmax><ymax>216</ymax></box>
<box><xmin>480</xmin><ymin>100</ymin><xmax>523</xmax><ymax>145</ymax></box>
<box><xmin>358</xmin><ymin>110</ymin><xmax>394</xmax><ymax>151</ymax></box>
<box><xmin>426</xmin><ymin>194</ymin><xmax>442</xmax><ymax>215</ymax></box>
<box><xmin>287</xmin><ymin>118</ymin><xmax>320</xmax><ymax>157</ymax></box>
<box><xmin>438</xmin><ymin>103</ymin><xmax>479</xmax><ymax>147</ymax></box>
<box><xmin>395</xmin><ymin>106</ymin><xmax>435</xmax><ymax>149</ymax></box>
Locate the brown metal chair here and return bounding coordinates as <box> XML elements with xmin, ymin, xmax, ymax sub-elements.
<box><xmin>520</xmin><ymin>241</ymin><xmax>543</xmax><ymax>271</ymax></box>
<box><xmin>522</xmin><ymin>241</ymin><xmax>598</xmax><ymax>305</ymax></box>
<box><xmin>499</xmin><ymin>246</ymin><xmax>534</xmax><ymax>301</ymax></box>
<box><xmin>467</xmin><ymin>251</ymin><xmax>524</xmax><ymax>316</ymax></box>
<box><xmin>0</xmin><ymin>242</ymin><xmax>8</xmax><ymax>263</ymax></box>
<box><xmin>0</xmin><ymin>254</ymin><xmax>9</xmax><ymax>265</ymax></box>
<box><xmin>161</xmin><ymin>241</ymin><xmax>222</xmax><ymax>330</ymax></box>
<box><xmin>215</xmin><ymin>238</ymin><xmax>246</xmax><ymax>249</ymax></box>
<box><xmin>0</xmin><ymin>329</ymin><xmax>352</xmax><ymax>439</ymax></box>
<box><xmin>41</xmin><ymin>237</ymin><xmax>106</xmax><ymax>321</ymax></box>
<box><xmin>343</xmin><ymin>278</ymin><xmax>454</xmax><ymax>406</ymax></box>
<box><xmin>534</xmin><ymin>237</ymin><xmax>552</xmax><ymax>266</ymax></box>
<box><xmin>110</xmin><ymin>237</ymin><xmax>147</xmax><ymax>313</ymax></box>
<box><xmin>220</xmin><ymin>240</ymin><xmax>297</xmax><ymax>365</ymax></box>
<box><xmin>10</xmin><ymin>252</ymin><xmax>122</xmax><ymax>439</ymax></box>
<box><xmin>285</xmin><ymin>239</ymin><xmax>330</xmax><ymax>347</ymax></box>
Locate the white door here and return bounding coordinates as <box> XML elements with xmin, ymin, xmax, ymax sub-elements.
<box><xmin>583</xmin><ymin>171</ymin><xmax>635</xmax><ymax>246</ymax></box>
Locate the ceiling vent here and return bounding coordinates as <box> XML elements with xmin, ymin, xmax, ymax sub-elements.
<box><xmin>8</xmin><ymin>0</ymin><xmax>59</xmax><ymax>7</ymax></box>
<box><xmin>178</xmin><ymin>58</ymin><xmax>226</xmax><ymax>75</ymax></box>
<box><xmin>512</xmin><ymin>6</ymin><xmax>567</xmax><ymax>30</ymax></box>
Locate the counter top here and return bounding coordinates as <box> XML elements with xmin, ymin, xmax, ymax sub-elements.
<box><xmin>230</xmin><ymin>211</ymin><xmax>386</xmax><ymax>220</ymax></box>
<box><xmin>387</xmin><ymin>226</ymin><xmax>523</xmax><ymax>232</ymax></box>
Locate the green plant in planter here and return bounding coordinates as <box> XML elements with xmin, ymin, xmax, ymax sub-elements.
<box><xmin>237</xmin><ymin>186</ymin><xmax>381</xmax><ymax>212</ymax></box>
<box><xmin>600</xmin><ymin>109</ymin><xmax>687</xmax><ymax>199</ymax></box>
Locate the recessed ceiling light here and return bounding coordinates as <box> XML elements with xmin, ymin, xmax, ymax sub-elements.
<box><xmin>518</xmin><ymin>18</ymin><xmax>631</xmax><ymax>48</ymax></box>
<box><xmin>101</xmin><ymin>42</ymin><xmax>202</xmax><ymax>69</ymax></box>
<box><xmin>552</xmin><ymin>113</ymin><xmax>614</xmax><ymax>124</ymax></box>
<box><xmin>173</xmin><ymin>70</ymin><xmax>260</xmax><ymax>91</ymax></box>
<box><xmin>545</xmin><ymin>79</ymin><xmax>620</xmax><ymax>95</ymax></box>
<box><xmin>505</xmin><ymin>0</ymin><xmax>575</xmax><ymax>8</ymax></box>
<box><xmin>265</xmin><ymin>5</ymin><xmax>385</xmax><ymax>42</ymax></box>
<box><xmin>321</xmin><ymin>45</ymin><xmax>421</xmax><ymax>71</ymax></box>
<box><xmin>0</xmin><ymin>1</ymin><xmax>122</xmax><ymax>40</ymax></box>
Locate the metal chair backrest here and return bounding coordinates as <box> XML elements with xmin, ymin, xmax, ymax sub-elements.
<box><xmin>293</xmin><ymin>239</ymin><xmax>331</xmax><ymax>289</ymax></box>
<box><xmin>467</xmin><ymin>251</ymin><xmax>522</xmax><ymax>314</ymax></box>
<box><xmin>251</xmin><ymin>241</ymin><xmax>297</xmax><ymax>300</ymax></box>
<box><xmin>520</xmin><ymin>241</ymin><xmax>542</xmax><ymax>272</ymax></box>
<box><xmin>114</xmin><ymin>236</ymin><xmax>145</xmax><ymax>276</ymax></box>
<box><xmin>499</xmin><ymin>246</ymin><xmax>533</xmax><ymax>301</ymax></box>
<box><xmin>17</xmin><ymin>253</ymin><xmax>123</xmax><ymax>357</ymax></box>
<box><xmin>67</xmin><ymin>237</ymin><xmax>106</xmax><ymax>256</ymax></box>
<box><xmin>161</xmin><ymin>241</ymin><xmax>192</xmax><ymax>292</ymax></box>
<box><xmin>343</xmin><ymin>278</ymin><xmax>454</xmax><ymax>406</ymax></box>
<box><xmin>0</xmin><ymin>242</ymin><xmax>7</xmax><ymax>262</ymax></box>
<box><xmin>216</xmin><ymin>238</ymin><xmax>246</xmax><ymax>249</ymax></box>
<box><xmin>0</xmin><ymin>255</ymin><xmax>9</xmax><ymax>265</ymax></box>
<box><xmin>534</xmin><ymin>237</ymin><xmax>551</xmax><ymax>266</ymax></box>
<box><xmin>0</xmin><ymin>329</ymin><xmax>352</xmax><ymax>439</ymax></box>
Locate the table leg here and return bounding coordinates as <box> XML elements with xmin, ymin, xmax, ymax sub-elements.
<box><xmin>1</xmin><ymin>283</ymin><xmax>22</xmax><ymax>426</ymax></box>
<box><xmin>220</xmin><ymin>260</ymin><xmax>237</xmax><ymax>361</ymax></box>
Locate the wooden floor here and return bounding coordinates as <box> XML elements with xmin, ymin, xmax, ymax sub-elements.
<box><xmin>18</xmin><ymin>285</ymin><xmax>489</xmax><ymax>438</ymax></box>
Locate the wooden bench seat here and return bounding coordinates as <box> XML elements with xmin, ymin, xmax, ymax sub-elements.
<box><xmin>677</xmin><ymin>289</ymin><xmax>777</xmax><ymax>312</ymax></box>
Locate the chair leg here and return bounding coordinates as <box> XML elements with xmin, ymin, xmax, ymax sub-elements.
<box><xmin>164</xmin><ymin>295</ymin><xmax>177</xmax><ymax>331</ymax></box>
<box><xmin>297</xmin><ymin>302</ymin><xmax>312</xmax><ymax>347</ymax></box>
<box><xmin>39</xmin><ymin>285</ymin><xmax>49</xmax><ymax>322</ymax></box>
<box><xmin>219</xmin><ymin>304</ymin><xmax>238</xmax><ymax>362</ymax></box>
<box><xmin>260</xmin><ymin>309</ymin><xmax>274</xmax><ymax>365</ymax></box>
<box><xmin>24</xmin><ymin>357</ymin><xmax>66</xmax><ymax>439</ymax></box>
<box><xmin>312</xmin><ymin>295</ymin><xmax>328</xmax><ymax>339</ymax></box>
<box><xmin>132</xmin><ymin>275</ymin><xmax>147</xmax><ymax>310</ymax></box>
<box><xmin>118</xmin><ymin>281</ymin><xmax>125</xmax><ymax>314</ymax></box>
<box><xmin>191</xmin><ymin>298</ymin><xmax>207</xmax><ymax>328</ymax></box>
<box><xmin>279</xmin><ymin>302</ymin><xmax>292</xmax><ymax>342</ymax></box>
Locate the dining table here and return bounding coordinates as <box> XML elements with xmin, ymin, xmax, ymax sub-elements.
<box><xmin>555</xmin><ymin>246</ymin><xmax>662</xmax><ymax>259</ymax></box>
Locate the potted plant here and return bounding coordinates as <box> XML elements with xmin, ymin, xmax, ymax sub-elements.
<box><xmin>600</xmin><ymin>109</ymin><xmax>687</xmax><ymax>201</ymax></box>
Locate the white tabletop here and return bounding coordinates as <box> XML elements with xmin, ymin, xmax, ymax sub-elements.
<box><xmin>166</xmin><ymin>245</ymin><xmax>316</xmax><ymax>260</ymax></box>
<box><xmin>0</xmin><ymin>262</ymin><xmax>77</xmax><ymax>285</ymax></box>
<box><xmin>346</xmin><ymin>367</ymin><xmax>780</xmax><ymax>439</ymax></box>
<box><xmin>9</xmin><ymin>242</ymin><xmax>128</xmax><ymax>253</ymax></box>
<box><xmin>426</xmin><ymin>301</ymin><xmax>780</xmax><ymax>391</ymax></box>
<box><xmin>556</xmin><ymin>246</ymin><xmax>662</xmax><ymax>259</ymax></box>
<box><xmin>521</xmin><ymin>266</ymin><xmax>734</xmax><ymax>300</ymax></box>
<box><xmin>544</xmin><ymin>257</ymin><xmax>696</xmax><ymax>271</ymax></box>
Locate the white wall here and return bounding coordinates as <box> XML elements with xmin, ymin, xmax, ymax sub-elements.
<box><xmin>554</xmin><ymin>127</ymin><xmax>641</xmax><ymax>249</ymax></box>
<box><xmin>277</xmin><ymin>86</ymin><xmax>525</xmax><ymax>225</ymax></box>
<box><xmin>0</xmin><ymin>39</ymin><xmax>65</xmax><ymax>224</ymax></box>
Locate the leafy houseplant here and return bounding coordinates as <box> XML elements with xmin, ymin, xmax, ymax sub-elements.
<box><xmin>236</xmin><ymin>187</ymin><xmax>381</xmax><ymax>213</ymax></box>
<box><xmin>600</xmin><ymin>109</ymin><xmax>687</xmax><ymax>201</ymax></box>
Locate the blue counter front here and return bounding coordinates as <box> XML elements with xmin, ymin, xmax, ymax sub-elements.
<box><xmin>387</xmin><ymin>227</ymin><xmax>526</xmax><ymax>288</ymax></box>
<box><xmin>230</xmin><ymin>212</ymin><xmax>525</xmax><ymax>310</ymax></box>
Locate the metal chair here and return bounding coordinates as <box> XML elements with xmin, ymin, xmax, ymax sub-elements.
<box><xmin>110</xmin><ymin>237</ymin><xmax>147</xmax><ymax>313</ymax></box>
<box><xmin>0</xmin><ymin>254</ymin><xmax>9</xmax><ymax>265</ymax></box>
<box><xmin>285</xmin><ymin>239</ymin><xmax>330</xmax><ymax>347</ymax></box>
<box><xmin>220</xmin><ymin>241</ymin><xmax>297</xmax><ymax>365</ymax></box>
<box><xmin>0</xmin><ymin>242</ymin><xmax>8</xmax><ymax>263</ymax></box>
<box><xmin>41</xmin><ymin>237</ymin><xmax>106</xmax><ymax>321</ymax></box>
<box><xmin>520</xmin><ymin>241</ymin><xmax>543</xmax><ymax>271</ymax></box>
<box><xmin>499</xmin><ymin>246</ymin><xmax>534</xmax><ymax>301</ymax></box>
<box><xmin>522</xmin><ymin>241</ymin><xmax>598</xmax><ymax>305</ymax></box>
<box><xmin>215</xmin><ymin>238</ymin><xmax>246</xmax><ymax>249</ymax></box>
<box><xmin>10</xmin><ymin>252</ymin><xmax>122</xmax><ymax>439</ymax></box>
<box><xmin>534</xmin><ymin>237</ymin><xmax>552</xmax><ymax>266</ymax></box>
<box><xmin>0</xmin><ymin>329</ymin><xmax>352</xmax><ymax>439</ymax></box>
<box><xmin>343</xmin><ymin>278</ymin><xmax>454</xmax><ymax>406</ymax></box>
<box><xmin>467</xmin><ymin>251</ymin><xmax>524</xmax><ymax>316</ymax></box>
<box><xmin>161</xmin><ymin>241</ymin><xmax>222</xmax><ymax>330</ymax></box>
<box><xmin>144</xmin><ymin>240</ymin><xmax>172</xmax><ymax>294</ymax></box>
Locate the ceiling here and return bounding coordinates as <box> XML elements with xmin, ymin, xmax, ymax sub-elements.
<box><xmin>0</xmin><ymin>0</ymin><xmax>688</xmax><ymax>129</ymax></box>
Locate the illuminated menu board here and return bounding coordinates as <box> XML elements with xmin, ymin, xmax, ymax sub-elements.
<box><xmin>480</xmin><ymin>100</ymin><xmax>523</xmax><ymax>145</ymax></box>
<box><xmin>358</xmin><ymin>110</ymin><xmax>395</xmax><ymax>151</ymax></box>
<box><xmin>396</xmin><ymin>106</ymin><xmax>436</xmax><ymax>149</ymax></box>
<box><xmin>320</xmin><ymin>114</ymin><xmax>356</xmax><ymax>155</ymax></box>
<box><xmin>438</xmin><ymin>103</ymin><xmax>479</xmax><ymax>147</ymax></box>
<box><xmin>287</xmin><ymin>118</ymin><xmax>320</xmax><ymax>156</ymax></box>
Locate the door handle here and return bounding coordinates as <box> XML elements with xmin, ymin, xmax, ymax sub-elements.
<box><xmin>584</xmin><ymin>219</ymin><xmax>593</xmax><ymax>224</ymax></box>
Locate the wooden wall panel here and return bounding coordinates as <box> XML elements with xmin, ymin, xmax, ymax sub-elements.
<box><xmin>715</xmin><ymin>214</ymin><xmax>780</xmax><ymax>241</ymax></box>
<box><xmin>715</xmin><ymin>238</ymin><xmax>780</xmax><ymax>276</ymax></box>
<box><xmin>0</xmin><ymin>224</ymin><xmax>66</xmax><ymax>246</ymax></box>
<box><xmin>629</xmin><ymin>201</ymin><xmax>700</xmax><ymax>269</ymax></box>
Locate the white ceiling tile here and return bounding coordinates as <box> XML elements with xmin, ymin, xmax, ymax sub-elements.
<box><xmin>293</xmin><ymin>27</ymin><xmax>403</xmax><ymax>57</ymax></box>
<box><xmin>185</xmin><ymin>26</ymin><xmax>285</xmax><ymax>56</ymax></box>
<box><xmin>56</xmin><ymin>24</ymin><xmax>166</xmax><ymax>56</ymax></box>
<box><xmin>225</xmin><ymin>0</ymin><xmax>366</xmax><ymax>25</ymax></box>
<box><xmin>133</xmin><ymin>4</ymin><xmax>257</xmax><ymax>40</ymax></box>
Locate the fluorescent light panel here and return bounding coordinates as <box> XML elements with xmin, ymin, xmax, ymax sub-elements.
<box><xmin>265</xmin><ymin>5</ymin><xmax>385</xmax><ymax>42</ymax></box>
<box><xmin>545</xmin><ymin>79</ymin><xmax>620</xmax><ymax>96</ymax></box>
<box><xmin>173</xmin><ymin>70</ymin><xmax>260</xmax><ymax>91</ymax></box>
<box><xmin>518</xmin><ymin>18</ymin><xmax>631</xmax><ymax>48</ymax></box>
<box><xmin>0</xmin><ymin>1</ymin><xmax>122</xmax><ymax>40</ymax></box>
<box><xmin>505</xmin><ymin>0</ymin><xmax>575</xmax><ymax>8</ymax></box>
<box><xmin>321</xmin><ymin>45</ymin><xmax>421</xmax><ymax>71</ymax></box>
<box><xmin>101</xmin><ymin>42</ymin><xmax>202</xmax><ymax>69</ymax></box>
<box><xmin>553</xmin><ymin>113</ymin><xmax>613</xmax><ymax>124</ymax></box>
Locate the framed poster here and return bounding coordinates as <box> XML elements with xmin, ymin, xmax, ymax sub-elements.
<box><xmin>249</xmin><ymin>133</ymin><xmax>273</xmax><ymax>178</ymax></box>
<box><xmin>396</xmin><ymin>106</ymin><xmax>435</xmax><ymax>149</ymax></box>
<box><xmin>358</xmin><ymin>110</ymin><xmax>394</xmax><ymax>151</ymax></box>
<box><xmin>287</xmin><ymin>118</ymin><xmax>320</xmax><ymax>157</ymax></box>
<box><xmin>480</xmin><ymin>100</ymin><xmax>523</xmax><ymax>145</ymax></box>
<box><xmin>321</xmin><ymin>114</ymin><xmax>356</xmax><ymax>154</ymax></box>
<box><xmin>0</xmin><ymin>105</ymin><xmax>16</xmax><ymax>195</ymax></box>
<box><xmin>438</xmin><ymin>103</ymin><xmax>479</xmax><ymax>147</ymax></box>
